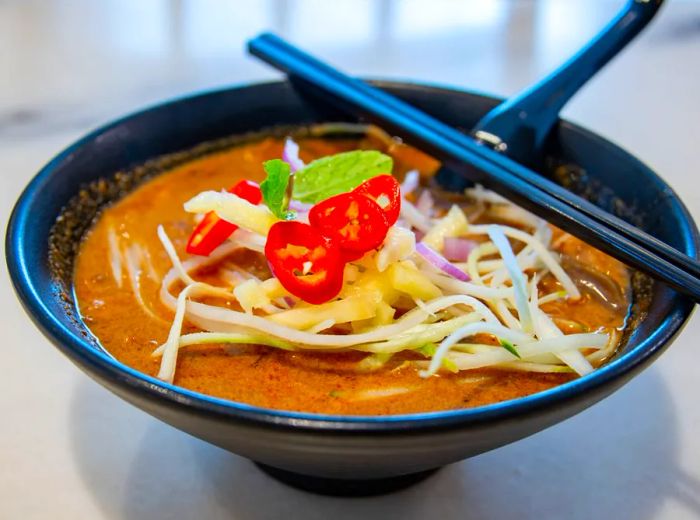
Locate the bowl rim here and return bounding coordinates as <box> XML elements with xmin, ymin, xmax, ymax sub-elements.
<box><xmin>6</xmin><ymin>79</ymin><xmax>698</xmax><ymax>433</ymax></box>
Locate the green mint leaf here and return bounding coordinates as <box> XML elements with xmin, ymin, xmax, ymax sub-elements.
<box><xmin>499</xmin><ymin>339</ymin><xmax>521</xmax><ymax>358</ymax></box>
<box><xmin>261</xmin><ymin>159</ymin><xmax>294</xmax><ymax>219</ymax></box>
<box><xmin>292</xmin><ymin>150</ymin><xmax>393</xmax><ymax>203</ymax></box>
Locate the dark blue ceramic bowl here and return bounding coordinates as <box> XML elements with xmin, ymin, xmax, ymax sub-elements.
<box><xmin>6</xmin><ymin>81</ymin><xmax>698</xmax><ymax>496</ymax></box>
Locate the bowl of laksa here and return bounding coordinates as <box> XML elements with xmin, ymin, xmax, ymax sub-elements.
<box><xmin>7</xmin><ymin>81</ymin><xmax>697</xmax><ymax>494</ymax></box>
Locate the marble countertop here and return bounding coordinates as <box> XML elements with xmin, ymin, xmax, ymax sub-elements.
<box><xmin>2</xmin><ymin>1</ymin><xmax>699</xmax><ymax>518</ymax></box>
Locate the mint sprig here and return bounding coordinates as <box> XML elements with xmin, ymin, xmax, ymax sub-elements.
<box><xmin>261</xmin><ymin>159</ymin><xmax>294</xmax><ymax>220</ymax></box>
<box><xmin>292</xmin><ymin>150</ymin><xmax>393</xmax><ymax>203</ymax></box>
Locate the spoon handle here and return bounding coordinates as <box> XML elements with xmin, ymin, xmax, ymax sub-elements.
<box><xmin>473</xmin><ymin>0</ymin><xmax>664</xmax><ymax>166</ymax></box>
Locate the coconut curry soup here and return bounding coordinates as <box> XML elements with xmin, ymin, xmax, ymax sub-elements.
<box><xmin>74</xmin><ymin>126</ymin><xmax>631</xmax><ymax>415</ymax></box>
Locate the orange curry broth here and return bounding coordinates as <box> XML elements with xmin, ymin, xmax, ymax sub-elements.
<box><xmin>74</xmin><ymin>135</ymin><xmax>631</xmax><ymax>415</ymax></box>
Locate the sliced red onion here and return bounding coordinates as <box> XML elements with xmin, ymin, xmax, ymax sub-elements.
<box><xmin>400</xmin><ymin>169</ymin><xmax>420</xmax><ymax>194</ymax></box>
<box><xmin>416</xmin><ymin>242</ymin><xmax>470</xmax><ymax>281</ymax></box>
<box><xmin>283</xmin><ymin>137</ymin><xmax>305</xmax><ymax>172</ymax></box>
<box><xmin>443</xmin><ymin>237</ymin><xmax>478</xmax><ymax>262</ymax></box>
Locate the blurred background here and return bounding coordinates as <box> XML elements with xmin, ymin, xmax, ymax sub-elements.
<box><xmin>2</xmin><ymin>1</ymin><xmax>700</xmax><ymax>519</ymax></box>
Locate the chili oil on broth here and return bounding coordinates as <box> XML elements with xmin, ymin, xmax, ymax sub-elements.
<box><xmin>74</xmin><ymin>134</ymin><xmax>631</xmax><ymax>415</ymax></box>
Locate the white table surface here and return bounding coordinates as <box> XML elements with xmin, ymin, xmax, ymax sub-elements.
<box><xmin>2</xmin><ymin>1</ymin><xmax>699</xmax><ymax>518</ymax></box>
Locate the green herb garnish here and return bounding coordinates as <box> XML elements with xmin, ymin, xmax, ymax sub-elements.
<box><xmin>416</xmin><ymin>343</ymin><xmax>437</xmax><ymax>358</ymax></box>
<box><xmin>500</xmin><ymin>339</ymin><xmax>521</xmax><ymax>358</ymax></box>
<box><xmin>261</xmin><ymin>159</ymin><xmax>294</xmax><ymax>219</ymax></box>
<box><xmin>292</xmin><ymin>150</ymin><xmax>393</xmax><ymax>203</ymax></box>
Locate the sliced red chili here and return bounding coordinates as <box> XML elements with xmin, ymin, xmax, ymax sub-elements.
<box><xmin>309</xmin><ymin>192</ymin><xmax>389</xmax><ymax>255</ymax></box>
<box><xmin>186</xmin><ymin>180</ymin><xmax>261</xmax><ymax>256</ymax></box>
<box><xmin>340</xmin><ymin>249</ymin><xmax>366</xmax><ymax>262</ymax></box>
<box><xmin>265</xmin><ymin>221</ymin><xmax>345</xmax><ymax>304</ymax></box>
<box><xmin>353</xmin><ymin>174</ymin><xmax>401</xmax><ymax>225</ymax></box>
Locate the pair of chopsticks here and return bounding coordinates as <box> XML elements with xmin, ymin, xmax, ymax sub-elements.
<box><xmin>247</xmin><ymin>33</ymin><xmax>700</xmax><ymax>302</ymax></box>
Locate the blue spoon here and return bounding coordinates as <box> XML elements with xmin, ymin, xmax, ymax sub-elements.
<box><xmin>472</xmin><ymin>0</ymin><xmax>664</xmax><ymax>168</ymax></box>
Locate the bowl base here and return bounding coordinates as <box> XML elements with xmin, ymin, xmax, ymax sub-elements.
<box><xmin>255</xmin><ymin>463</ymin><xmax>440</xmax><ymax>496</ymax></box>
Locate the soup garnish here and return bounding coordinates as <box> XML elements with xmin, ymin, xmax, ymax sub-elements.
<box><xmin>156</xmin><ymin>139</ymin><xmax>614</xmax><ymax>382</ymax></box>
<box><xmin>74</xmin><ymin>127</ymin><xmax>630</xmax><ymax>414</ymax></box>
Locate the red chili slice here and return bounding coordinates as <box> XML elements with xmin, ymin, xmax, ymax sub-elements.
<box><xmin>353</xmin><ymin>174</ymin><xmax>401</xmax><ymax>225</ymax></box>
<box><xmin>308</xmin><ymin>192</ymin><xmax>389</xmax><ymax>255</ymax></box>
<box><xmin>265</xmin><ymin>221</ymin><xmax>345</xmax><ymax>304</ymax></box>
<box><xmin>186</xmin><ymin>180</ymin><xmax>261</xmax><ymax>256</ymax></box>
